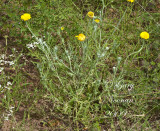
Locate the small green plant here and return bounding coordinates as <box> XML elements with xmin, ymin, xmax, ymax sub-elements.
<box><xmin>0</xmin><ymin>0</ymin><xmax>159</xmax><ymax>130</ymax></box>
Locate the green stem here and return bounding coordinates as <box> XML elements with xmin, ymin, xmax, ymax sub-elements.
<box><xmin>120</xmin><ymin>40</ymin><xmax>145</xmax><ymax>77</ymax></box>
<box><xmin>124</xmin><ymin>41</ymin><xmax>144</xmax><ymax>65</ymax></box>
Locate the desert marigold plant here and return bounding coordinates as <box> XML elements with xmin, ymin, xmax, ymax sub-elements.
<box><xmin>61</xmin><ymin>27</ymin><xmax>64</xmax><ymax>31</ymax></box>
<box><xmin>140</xmin><ymin>32</ymin><xmax>149</xmax><ymax>39</ymax></box>
<box><xmin>21</xmin><ymin>13</ymin><xmax>31</xmax><ymax>21</ymax></box>
<box><xmin>127</xmin><ymin>0</ymin><xmax>134</xmax><ymax>2</ymax></box>
<box><xmin>94</xmin><ymin>19</ymin><xmax>100</xmax><ymax>23</ymax></box>
<box><xmin>87</xmin><ymin>11</ymin><xmax>94</xmax><ymax>18</ymax></box>
<box><xmin>75</xmin><ymin>34</ymin><xmax>86</xmax><ymax>41</ymax></box>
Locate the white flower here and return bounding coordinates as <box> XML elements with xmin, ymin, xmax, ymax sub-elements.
<box><xmin>39</xmin><ymin>38</ymin><xmax>43</xmax><ymax>43</ymax></box>
<box><xmin>117</xmin><ymin>57</ymin><xmax>122</xmax><ymax>61</ymax></box>
<box><xmin>0</xmin><ymin>60</ymin><xmax>4</xmax><ymax>63</ymax></box>
<box><xmin>113</xmin><ymin>66</ymin><xmax>116</xmax><ymax>69</ymax></box>
<box><xmin>7</xmin><ymin>81</ymin><xmax>12</xmax><ymax>86</ymax></box>
<box><xmin>54</xmin><ymin>46</ymin><xmax>58</xmax><ymax>51</ymax></box>
<box><xmin>0</xmin><ymin>54</ymin><xmax>5</xmax><ymax>59</ymax></box>
<box><xmin>9</xmin><ymin>110</ymin><xmax>13</xmax><ymax>113</ymax></box>
<box><xmin>4</xmin><ymin>116</ymin><xmax>9</xmax><ymax>121</ymax></box>
<box><xmin>106</xmin><ymin>47</ymin><xmax>109</xmax><ymax>50</ymax></box>
<box><xmin>101</xmin><ymin>53</ymin><xmax>105</xmax><ymax>57</ymax></box>
<box><xmin>9</xmin><ymin>61</ymin><xmax>14</xmax><ymax>65</ymax></box>
<box><xmin>0</xmin><ymin>67</ymin><xmax>4</xmax><ymax>72</ymax></box>
<box><xmin>113</xmin><ymin>66</ymin><xmax>117</xmax><ymax>73</ymax></box>
<box><xmin>4</xmin><ymin>86</ymin><xmax>10</xmax><ymax>90</ymax></box>
<box><xmin>26</xmin><ymin>43</ymin><xmax>35</xmax><ymax>49</ymax></box>
<box><xmin>28</xmin><ymin>38</ymin><xmax>47</xmax><ymax>49</ymax></box>
<box><xmin>97</xmin><ymin>52</ymin><xmax>105</xmax><ymax>58</ymax></box>
<box><xmin>9</xmin><ymin>54</ymin><xmax>14</xmax><ymax>57</ymax></box>
<box><xmin>4</xmin><ymin>61</ymin><xmax>8</xmax><ymax>64</ymax></box>
<box><xmin>43</xmin><ymin>41</ymin><xmax>46</xmax><ymax>45</ymax></box>
<box><xmin>33</xmin><ymin>42</ymin><xmax>39</xmax><ymax>45</ymax></box>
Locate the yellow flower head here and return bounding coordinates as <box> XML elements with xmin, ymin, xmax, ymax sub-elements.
<box><xmin>127</xmin><ymin>0</ymin><xmax>134</xmax><ymax>2</ymax></box>
<box><xmin>75</xmin><ymin>34</ymin><xmax>86</xmax><ymax>41</ymax></box>
<box><xmin>140</xmin><ymin>32</ymin><xmax>149</xmax><ymax>39</ymax></box>
<box><xmin>21</xmin><ymin>13</ymin><xmax>31</xmax><ymax>21</ymax></box>
<box><xmin>87</xmin><ymin>11</ymin><xmax>94</xmax><ymax>18</ymax></box>
<box><xmin>61</xmin><ymin>27</ymin><xmax>64</xmax><ymax>31</ymax></box>
<box><xmin>94</xmin><ymin>19</ymin><xmax>100</xmax><ymax>23</ymax></box>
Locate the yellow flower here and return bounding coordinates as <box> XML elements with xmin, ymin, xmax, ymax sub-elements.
<box><xmin>127</xmin><ymin>0</ymin><xmax>134</xmax><ymax>2</ymax></box>
<box><xmin>140</xmin><ymin>32</ymin><xmax>149</xmax><ymax>39</ymax></box>
<box><xmin>87</xmin><ymin>11</ymin><xmax>94</xmax><ymax>18</ymax></box>
<box><xmin>21</xmin><ymin>13</ymin><xmax>31</xmax><ymax>21</ymax></box>
<box><xmin>61</xmin><ymin>27</ymin><xmax>64</xmax><ymax>31</ymax></box>
<box><xmin>75</xmin><ymin>34</ymin><xmax>86</xmax><ymax>41</ymax></box>
<box><xmin>94</xmin><ymin>19</ymin><xmax>100</xmax><ymax>23</ymax></box>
